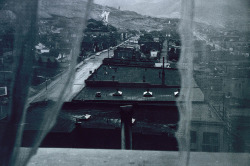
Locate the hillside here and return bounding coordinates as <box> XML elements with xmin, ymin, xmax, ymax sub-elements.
<box><xmin>95</xmin><ymin>0</ymin><xmax>249</xmax><ymax>29</ymax></box>
<box><xmin>1</xmin><ymin>0</ymin><xmax>248</xmax><ymax>32</ymax></box>
<box><xmin>95</xmin><ymin>0</ymin><xmax>181</xmax><ymax>18</ymax></box>
<box><xmin>38</xmin><ymin>0</ymin><xmax>175</xmax><ymax>31</ymax></box>
<box><xmin>194</xmin><ymin>0</ymin><xmax>249</xmax><ymax>28</ymax></box>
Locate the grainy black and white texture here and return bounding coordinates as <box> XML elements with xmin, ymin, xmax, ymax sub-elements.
<box><xmin>0</xmin><ymin>0</ymin><xmax>249</xmax><ymax>166</ymax></box>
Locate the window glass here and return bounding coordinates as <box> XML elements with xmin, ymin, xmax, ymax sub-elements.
<box><xmin>190</xmin><ymin>131</ymin><xmax>197</xmax><ymax>143</ymax></box>
<box><xmin>0</xmin><ymin>0</ymin><xmax>249</xmax><ymax>166</ymax></box>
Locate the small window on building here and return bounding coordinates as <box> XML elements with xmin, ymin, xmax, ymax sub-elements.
<box><xmin>202</xmin><ymin>132</ymin><xmax>219</xmax><ymax>152</ymax></box>
<box><xmin>190</xmin><ymin>131</ymin><xmax>197</xmax><ymax>143</ymax></box>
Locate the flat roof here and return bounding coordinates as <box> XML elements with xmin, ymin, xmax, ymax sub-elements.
<box><xmin>74</xmin><ymin>87</ymin><xmax>204</xmax><ymax>102</ymax></box>
<box><xmin>75</xmin><ymin>87</ymin><xmax>177</xmax><ymax>101</ymax></box>
<box><xmin>24</xmin><ymin>101</ymin><xmax>179</xmax><ymax>133</ymax></box>
<box><xmin>76</xmin><ymin>64</ymin><xmax>202</xmax><ymax>102</ymax></box>
<box><xmin>87</xmin><ymin>65</ymin><xmax>184</xmax><ymax>86</ymax></box>
<box><xmin>24</xmin><ymin>101</ymin><xmax>75</xmax><ymax>133</ymax></box>
<box><xmin>23</xmin><ymin>101</ymin><xmax>220</xmax><ymax>134</ymax></box>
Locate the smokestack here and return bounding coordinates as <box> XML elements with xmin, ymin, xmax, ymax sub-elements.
<box><xmin>162</xmin><ymin>57</ymin><xmax>165</xmax><ymax>85</ymax></box>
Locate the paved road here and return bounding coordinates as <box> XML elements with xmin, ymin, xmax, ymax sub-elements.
<box><xmin>66</xmin><ymin>49</ymin><xmax>114</xmax><ymax>101</ymax></box>
<box><xmin>27</xmin><ymin>49</ymin><xmax>114</xmax><ymax>104</ymax></box>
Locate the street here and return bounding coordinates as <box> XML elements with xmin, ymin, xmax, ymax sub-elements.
<box><xmin>27</xmin><ymin>49</ymin><xmax>114</xmax><ymax>104</ymax></box>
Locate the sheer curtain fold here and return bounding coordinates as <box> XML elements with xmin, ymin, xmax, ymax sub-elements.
<box><xmin>0</xmin><ymin>0</ymin><xmax>249</xmax><ymax>166</ymax></box>
<box><xmin>176</xmin><ymin>1</ymin><xmax>194</xmax><ymax>166</ymax></box>
<box><xmin>0</xmin><ymin>0</ymin><xmax>93</xmax><ymax>166</ymax></box>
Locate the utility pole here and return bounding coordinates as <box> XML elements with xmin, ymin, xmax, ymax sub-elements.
<box><xmin>166</xmin><ymin>34</ymin><xmax>170</xmax><ymax>63</ymax></box>
<box><xmin>167</xmin><ymin>38</ymin><xmax>169</xmax><ymax>63</ymax></box>
<box><xmin>222</xmin><ymin>93</ymin><xmax>225</xmax><ymax>120</ymax></box>
<box><xmin>162</xmin><ymin>57</ymin><xmax>165</xmax><ymax>85</ymax></box>
<box><xmin>108</xmin><ymin>33</ymin><xmax>111</xmax><ymax>58</ymax></box>
<box><xmin>1</xmin><ymin>58</ymin><xmax>5</xmax><ymax>84</ymax></box>
<box><xmin>108</xmin><ymin>46</ymin><xmax>109</xmax><ymax>58</ymax></box>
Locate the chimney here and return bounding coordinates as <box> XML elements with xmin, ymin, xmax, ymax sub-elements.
<box><xmin>162</xmin><ymin>57</ymin><xmax>165</xmax><ymax>85</ymax></box>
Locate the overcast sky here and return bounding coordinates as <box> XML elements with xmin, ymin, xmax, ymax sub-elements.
<box><xmin>94</xmin><ymin>0</ymin><xmax>147</xmax><ymax>10</ymax></box>
<box><xmin>94</xmin><ymin>0</ymin><xmax>249</xmax><ymax>24</ymax></box>
<box><xmin>94</xmin><ymin>0</ymin><xmax>170</xmax><ymax>10</ymax></box>
<box><xmin>94</xmin><ymin>0</ymin><xmax>181</xmax><ymax>18</ymax></box>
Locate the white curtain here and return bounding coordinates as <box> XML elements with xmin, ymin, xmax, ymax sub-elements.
<box><xmin>0</xmin><ymin>0</ymin><xmax>249</xmax><ymax>166</ymax></box>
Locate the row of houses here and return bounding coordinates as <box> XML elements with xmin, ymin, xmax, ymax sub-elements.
<box><xmin>34</xmin><ymin>43</ymin><xmax>72</xmax><ymax>63</ymax></box>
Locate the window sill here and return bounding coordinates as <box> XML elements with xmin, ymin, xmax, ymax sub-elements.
<box><xmin>27</xmin><ymin>148</ymin><xmax>250</xmax><ymax>166</ymax></box>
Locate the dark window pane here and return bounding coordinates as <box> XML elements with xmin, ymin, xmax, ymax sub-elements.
<box><xmin>202</xmin><ymin>132</ymin><xmax>219</xmax><ymax>152</ymax></box>
<box><xmin>191</xmin><ymin>131</ymin><xmax>197</xmax><ymax>143</ymax></box>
